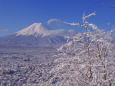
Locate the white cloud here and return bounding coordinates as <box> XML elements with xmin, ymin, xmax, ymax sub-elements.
<box><xmin>48</xmin><ymin>19</ymin><xmax>80</xmax><ymax>27</ymax></box>
<box><xmin>47</xmin><ymin>19</ymin><xmax>61</xmax><ymax>25</ymax></box>
<box><xmin>0</xmin><ymin>29</ymin><xmax>8</xmax><ymax>32</ymax></box>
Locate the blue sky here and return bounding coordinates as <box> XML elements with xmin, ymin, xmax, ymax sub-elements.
<box><xmin>0</xmin><ymin>0</ymin><xmax>115</xmax><ymax>36</ymax></box>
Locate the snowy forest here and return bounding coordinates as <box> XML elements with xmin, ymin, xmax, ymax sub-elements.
<box><xmin>1</xmin><ymin>0</ymin><xmax>115</xmax><ymax>86</ymax></box>
<box><xmin>0</xmin><ymin>12</ymin><xmax>115</xmax><ymax>86</ymax></box>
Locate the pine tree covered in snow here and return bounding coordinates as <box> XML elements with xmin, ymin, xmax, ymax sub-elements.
<box><xmin>45</xmin><ymin>13</ymin><xmax>115</xmax><ymax>86</ymax></box>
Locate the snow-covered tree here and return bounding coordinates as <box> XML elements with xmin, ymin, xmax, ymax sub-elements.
<box><xmin>47</xmin><ymin>12</ymin><xmax>115</xmax><ymax>86</ymax></box>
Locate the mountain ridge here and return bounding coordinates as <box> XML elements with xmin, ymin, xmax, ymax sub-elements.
<box><xmin>16</xmin><ymin>23</ymin><xmax>76</xmax><ymax>37</ymax></box>
<box><xmin>0</xmin><ymin>23</ymin><xmax>76</xmax><ymax>46</ymax></box>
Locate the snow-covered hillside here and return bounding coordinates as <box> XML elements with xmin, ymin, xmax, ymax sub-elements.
<box><xmin>16</xmin><ymin>23</ymin><xmax>75</xmax><ymax>37</ymax></box>
<box><xmin>0</xmin><ymin>23</ymin><xmax>77</xmax><ymax>46</ymax></box>
<box><xmin>16</xmin><ymin>23</ymin><xmax>50</xmax><ymax>37</ymax></box>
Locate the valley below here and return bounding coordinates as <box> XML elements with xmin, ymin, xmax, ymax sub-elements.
<box><xmin>0</xmin><ymin>46</ymin><xmax>59</xmax><ymax>86</ymax></box>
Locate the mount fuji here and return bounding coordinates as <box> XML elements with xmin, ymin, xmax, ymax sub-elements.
<box><xmin>16</xmin><ymin>23</ymin><xmax>75</xmax><ymax>37</ymax></box>
<box><xmin>0</xmin><ymin>23</ymin><xmax>76</xmax><ymax>47</ymax></box>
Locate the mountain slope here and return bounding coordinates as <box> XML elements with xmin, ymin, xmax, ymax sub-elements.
<box><xmin>16</xmin><ymin>23</ymin><xmax>50</xmax><ymax>37</ymax></box>
<box><xmin>16</xmin><ymin>23</ymin><xmax>75</xmax><ymax>37</ymax></box>
<box><xmin>0</xmin><ymin>23</ymin><xmax>76</xmax><ymax>46</ymax></box>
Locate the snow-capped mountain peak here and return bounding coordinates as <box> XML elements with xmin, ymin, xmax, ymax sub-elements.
<box><xmin>16</xmin><ymin>23</ymin><xmax>77</xmax><ymax>37</ymax></box>
<box><xmin>16</xmin><ymin>23</ymin><xmax>50</xmax><ymax>37</ymax></box>
<box><xmin>0</xmin><ymin>23</ymin><xmax>78</xmax><ymax>46</ymax></box>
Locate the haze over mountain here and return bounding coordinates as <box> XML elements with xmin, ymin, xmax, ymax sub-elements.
<box><xmin>0</xmin><ymin>23</ymin><xmax>77</xmax><ymax>46</ymax></box>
